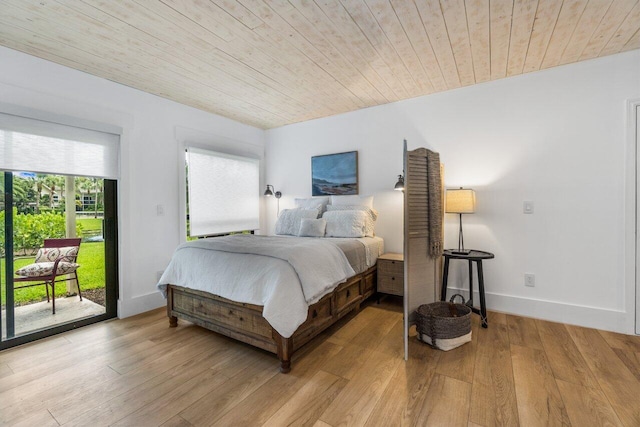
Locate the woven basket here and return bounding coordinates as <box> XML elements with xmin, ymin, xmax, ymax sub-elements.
<box><xmin>416</xmin><ymin>294</ymin><xmax>472</xmax><ymax>351</ymax></box>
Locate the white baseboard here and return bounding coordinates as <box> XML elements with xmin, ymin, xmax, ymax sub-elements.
<box><xmin>445</xmin><ymin>287</ymin><xmax>634</xmax><ymax>335</ymax></box>
<box><xmin>114</xmin><ymin>287</ymin><xmax>634</xmax><ymax>334</ymax></box>
<box><xmin>117</xmin><ymin>291</ymin><xmax>165</xmax><ymax>318</ymax></box>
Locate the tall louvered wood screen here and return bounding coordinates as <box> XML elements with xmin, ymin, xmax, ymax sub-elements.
<box><xmin>403</xmin><ymin>143</ymin><xmax>444</xmax><ymax>360</ymax></box>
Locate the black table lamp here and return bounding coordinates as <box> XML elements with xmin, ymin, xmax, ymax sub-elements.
<box><xmin>446</xmin><ymin>188</ymin><xmax>476</xmax><ymax>255</ymax></box>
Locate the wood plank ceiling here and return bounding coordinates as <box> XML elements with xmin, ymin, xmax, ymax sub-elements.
<box><xmin>1</xmin><ymin>0</ymin><xmax>639</xmax><ymax>129</ymax></box>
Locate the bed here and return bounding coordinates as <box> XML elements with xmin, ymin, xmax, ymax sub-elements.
<box><xmin>157</xmin><ymin>233</ymin><xmax>383</xmax><ymax>373</ymax></box>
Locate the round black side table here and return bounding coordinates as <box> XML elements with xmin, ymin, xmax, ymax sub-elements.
<box><xmin>441</xmin><ymin>249</ymin><xmax>494</xmax><ymax>328</ymax></box>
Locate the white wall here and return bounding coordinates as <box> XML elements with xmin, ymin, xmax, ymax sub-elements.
<box><xmin>265</xmin><ymin>115</ymin><xmax>408</xmax><ymax>252</ymax></box>
<box><xmin>0</xmin><ymin>46</ymin><xmax>265</xmax><ymax>317</ymax></box>
<box><xmin>266</xmin><ymin>50</ymin><xmax>640</xmax><ymax>334</ymax></box>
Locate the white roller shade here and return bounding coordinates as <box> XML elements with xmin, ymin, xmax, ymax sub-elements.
<box><xmin>0</xmin><ymin>112</ymin><xmax>120</xmax><ymax>179</ymax></box>
<box><xmin>187</xmin><ymin>146</ymin><xmax>259</xmax><ymax>237</ymax></box>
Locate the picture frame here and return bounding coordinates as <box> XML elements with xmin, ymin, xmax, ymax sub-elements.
<box><xmin>311</xmin><ymin>151</ymin><xmax>358</xmax><ymax>196</ymax></box>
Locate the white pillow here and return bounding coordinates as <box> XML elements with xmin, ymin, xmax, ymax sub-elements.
<box><xmin>295</xmin><ymin>197</ymin><xmax>329</xmax><ymax>217</ymax></box>
<box><xmin>330</xmin><ymin>195</ymin><xmax>374</xmax><ymax>209</ymax></box>
<box><xmin>326</xmin><ymin>205</ymin><xmax>377</xmax><ymax>237</ymax></box>
<box><xmin>298</xmin><ymin>218</ymin><xmax>326</xmax><ymax>237</ymax></box>
<box><xmin>275</xmin><ymin>208</ymin><xmax>319</xmax><ymax>236</ymax></box>
<box><xmin>322</xmin><ymin>210</ymin><xmax>367</xmax><ymax>238</ymax></box>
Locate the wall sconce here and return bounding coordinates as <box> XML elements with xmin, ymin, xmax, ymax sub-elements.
<box><xmin>445</xmin><ymin>187</ymin><xmax>476</xmax><ymax>254</ymax></box>
<box><xmin>264</xmin><ymin>185</ymin><xmax>282</xmax><ymax>199</ymax></box>
<box><xmin>264</xmin><ymin>184</ymin><xmax>282</xmax><ymax>215</ymax></box>
<box><xmin>394</xmin><ymin>174</ymin><xmax>405</xmax><ymax>191</ymax></box>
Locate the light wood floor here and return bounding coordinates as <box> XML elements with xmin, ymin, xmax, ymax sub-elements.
<box><xmin>1</xmin><ymin>298</ymin><xmax>639</xmax><ymax>427</ymax></box>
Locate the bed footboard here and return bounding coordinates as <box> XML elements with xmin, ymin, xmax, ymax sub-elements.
<box><xmin>166</xmin><ymin>264</ymin><xmax>376</xmax><ymax>373</ymax></box>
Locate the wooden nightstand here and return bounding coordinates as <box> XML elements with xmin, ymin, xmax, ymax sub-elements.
<box><xmin>377</xmin><ymin>253</ymin><xmax>404</xmax><ymax>296</ymax></box>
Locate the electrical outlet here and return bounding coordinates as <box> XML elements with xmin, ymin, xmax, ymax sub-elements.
<box><xmin>524</xmin><ymin>273</ymin><xmax>535</xmax><ymax>287</ymax></box>
<box><xmin>523</xmin><ymin>201</ymin><xmax>534</xmax><ymax>214</ymax></box>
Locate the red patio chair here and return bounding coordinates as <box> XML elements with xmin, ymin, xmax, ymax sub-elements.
<box><xmin>14</xmin><ymin>238</ymin><xmax>82</xmax><ymax>314</ymax></box>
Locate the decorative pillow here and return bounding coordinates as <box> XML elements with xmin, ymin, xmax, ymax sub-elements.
<box><xmin>322</xmin><ymin>210</ymin><xmax>367</xmax><ymax>238</ymax></box>
<box><xmin>298</xmin><ymin>218</ymin><xmax>326</xmax><ymax>237</ymax></box>
<box><xmin>275</xmin><ymin>208</ymin><xmax>320</xmax><ymax>236</ymax></box>
<box><xmin>35</xmin><ymin>246</ymin><xmax>79</xmax><ymax>263</ymax></box>
<box><xmin>16</xmin><ymin>261</ymin><xmax>80</xmax><ymax>278</ymax></box>
<box><xmin>294</xmin><ymin>203</ymin><xmax>322</xmax><ymax>218</ymax></box>
<box><xmin>295</xmin><ymin>197</ymin><xmax>330</xmax><ymax>217</ymax></box>
<box><xmin>326</xmin><ymin>205</ymin><xmax>378</xmax><ymax>237</ymax></box>
<box><xmin>330</xmin><ymin>195</ymin><xmax>374</xmax><ymax>209</ymax></box>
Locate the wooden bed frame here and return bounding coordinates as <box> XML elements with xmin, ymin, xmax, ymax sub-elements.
<box><xmin>166</xmin><ymin>264</ymin><xmax>377</xmax><ymax>373</ymax></box>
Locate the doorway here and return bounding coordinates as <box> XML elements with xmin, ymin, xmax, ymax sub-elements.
<box><xmin>0</xmin><ymin>172</ymin><xmax>118</xmax><ymax>348</ymax></box>
<box><xmin>0</xmin><ymin>109</ymin><xmax>119</xmax><ymax>349</ymax></box>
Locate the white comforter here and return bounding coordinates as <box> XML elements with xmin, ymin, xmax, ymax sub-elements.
<box><xmin>157</xmin><ymin>235</ymin><xmax>356</xmax><ymax>337</ymax></box>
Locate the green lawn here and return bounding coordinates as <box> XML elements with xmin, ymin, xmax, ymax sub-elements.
<box><xmin>77</xmin><ymin>218</ymin><xmax>102</xmax><ymax>232</ymax></box>
<box><xmin>1</xmin><ymin>241</ymin><xmax>105</xmax><ymax>305</ymax></box>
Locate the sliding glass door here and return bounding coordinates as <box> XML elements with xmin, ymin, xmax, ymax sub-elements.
<box><xmin>1</xmin><ymin>172</ymin><xmax>118</xmax><ymax>347</ymax></box>
<box><xmin>0</xmin><ymin>111</ymin><xmax>119</xmax><ymax>349</ymax></box>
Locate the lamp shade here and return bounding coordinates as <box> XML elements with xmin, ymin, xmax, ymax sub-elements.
<box><xmin>446</xmin><ymin>188</ymin><xmax>476</xmax><ymax>214</ymax></box>
<box><xmin>394</xmin><ymin>175</ymin><xmax>404</xmax><ymax>191</ymax></box>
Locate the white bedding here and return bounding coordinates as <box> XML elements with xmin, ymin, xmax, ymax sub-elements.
<box><xmin>157</xmin><ymin>235</ymin><xmax>382</xmax><ymax>338</ymax></box>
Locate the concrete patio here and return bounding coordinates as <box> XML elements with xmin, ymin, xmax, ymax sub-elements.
<box><xmin>2</xmin><ymin>296</ymin><xmax>105</xmax><ymax>339</ymax></box>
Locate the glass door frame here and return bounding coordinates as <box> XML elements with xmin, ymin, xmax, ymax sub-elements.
<box><xmin>0</xmin><ymin>175</ymin><xmax>118</xmax><ymax>350</ymax></box>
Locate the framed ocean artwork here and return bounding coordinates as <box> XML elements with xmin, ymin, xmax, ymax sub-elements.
<box><xmin>311</xmin><ymin>151</ymin><xmax>358</xmax><ymax>196</ymax></box>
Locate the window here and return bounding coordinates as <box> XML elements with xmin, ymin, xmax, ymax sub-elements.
<box><xmin>185</xmin><ymin>146</ymin><xmax>259</xmax><ymax>237</ymax></box>
<box><xmin>82</xmin><ymin>194</ymin><xmax>95</xmax><ymax>210</ymax></box>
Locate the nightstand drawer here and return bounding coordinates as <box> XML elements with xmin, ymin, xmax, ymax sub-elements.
<box><xmin>377</xmin><ymin>253</ymin><xmax>404</xmax><ymax>297</ymax></box>
<box><xmin>377</xmin><ymin>259</ymin><xmax>404</xmax><ymax>276</ymax></box>
<box><xmin>378</xmin><ymin>273</ymin><xmax>403</xmax><ymax>296</ymax></box>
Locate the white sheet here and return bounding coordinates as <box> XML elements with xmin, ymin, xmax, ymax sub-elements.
<box><xmin>278</xmin><ymin>235</ymin><xmax>384</xmax><ymax>270</ymax></box>
<box><xmin>330</xmin><ymin>236</ymin><xmax>384</xmax><ymax>268</ymax></box>
<box><xmin>157</xmin><ymin>235</ymin><xmax>367</xmax><ymax>338</ymax></box>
